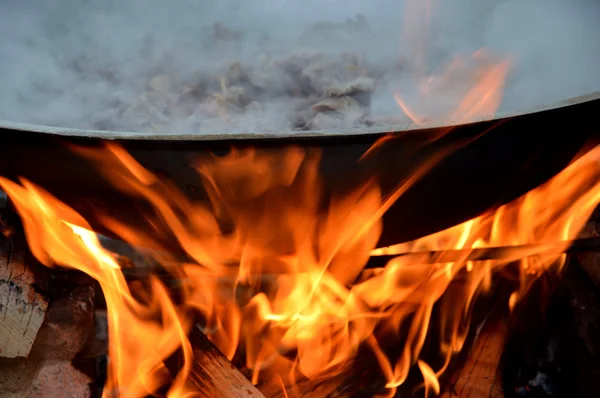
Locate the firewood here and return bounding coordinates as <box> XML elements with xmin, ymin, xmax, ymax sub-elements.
<box><xmin>89</xmin><ymin>305</ymin><xmax>264</xmax><ymax>396</ymax></box>
<box><xmin>0</xmin><ymin>239</ymin><xmax>49</xmax><ymax>358</ymax></box>
<box><xmin>367</xmin><ymin>236</ymin><xmax>600</xmax><ymax>269</ymax></box>
<box><xmin>440</xmin><ymin>291</ymin><xmax>507</xmax><ymax>398</ymax></box>
<box><xmin>187</xmin><ymin>326</ymin><xmax>265</xmax><ymax>397</ymax></box>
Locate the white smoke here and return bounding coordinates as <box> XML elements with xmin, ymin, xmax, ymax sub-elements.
<box><xmin>0</xmin><ymin>0</ymin><xmax>598</xmax><ymax>135</ymax></box>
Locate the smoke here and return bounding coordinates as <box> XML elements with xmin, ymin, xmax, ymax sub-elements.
<box><xmin>0</xmin><ymin>0</ymin><xmax>598</xmax><ymax>135</ymax></box>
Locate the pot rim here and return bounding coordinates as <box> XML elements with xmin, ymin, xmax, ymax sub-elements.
<box><xmin>1</xmin><ymin>90</ymin><xmax>598</xmax><ymax>141</ymax></box>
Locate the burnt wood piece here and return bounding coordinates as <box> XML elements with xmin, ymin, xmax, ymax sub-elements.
<box><xmin>187</xmin><ymin>326</ymin><xmax>265</xmax><ymax>397</ymax></box>
<box><xmin>74</xmin><ymin>243</ymin><xmax>262</xmax><ymax>396</ymax></box>
<box><xmin>86</xmin><ymin>281</ymin><xmax>263</xmax><ymax>395</ymax></box>
<box><xmin>367</xmin><ymin>236</ymin><xmax>600</xmax><ymax>269</ymax></box>
<box><xmin>0</xmin><ymin>212</ymin><xmax>49</xmax><ymax>358</ymax></box>
<box><xmin>440</xmin><ymin>293</ymin><xmax>507</xmax><ymax>398</ymax></box>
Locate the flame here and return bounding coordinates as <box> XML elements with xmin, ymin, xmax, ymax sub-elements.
<box><xmin>1</xmin><ymin>141</ymin><xmax>600</xmax><ymax>397</ymax></box>
<box><xmin>395</xmin><ymin>55</ymin><xmax>511</xmax><ymax>126</ymax></box>
<box><xmin>396</xmin><ymin>0</ymin><xmax>511</xmax><ymax>126</ymax></box>
<box><xmin>364</xmin><ymin>2</ymin><xmax>511</xmax><ymax>162</ymax></box>
<box><xmin>364</xmin><ymin>145</ymin><xmax>600</xmax><ymax>389</ymax></box>
<box><xmin>0</xmin><ymin>178</ymin><xmax>195</xmax><ymax>397</ymax></box>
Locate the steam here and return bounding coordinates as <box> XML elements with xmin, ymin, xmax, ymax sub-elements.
<box><xmin>0</xmin><ymin>0</ymin><xmax>599</xmax><ymax>135</ymax></box>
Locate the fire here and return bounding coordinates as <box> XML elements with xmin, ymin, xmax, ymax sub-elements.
<box><xmin>0</xmin><ymin>178</ymin><xmax>194</xmax><ymax>397</ymax></box>
<box><xmin>368</xmin><ymin>145</ymin><xmax>600</xmax><ymax>391</ymax></box>
<box><xmin>397</xmin><ymin>0</ymin><xmax>511</xmax><ymax>126</ymax></box>
<box><xmin>0</xmin><ymin>5</ymin><xmax>595</xmax><ymax>395</ymax></box>
<box><xmin>1</xmin><ymin>139</ymin><xmax>600</xmax><ymax>397</ymax></box>
<box><xmin>364</xmin><ymin>1</ymin><xmax>511</xmax><ymax>162</ymax></box>
<box><xmin>395</xmin><ymin>52</ymin><xmax>511</xmax><ymax>126</ymax></box>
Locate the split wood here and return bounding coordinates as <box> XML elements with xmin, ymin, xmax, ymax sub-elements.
<box><xmin>0</xmin><ymin>237</ymin><xmax>49</xmax><ymax>358</ymax></box>
<box><xmin>186</xmin><ymin>326</ymin><xmax>265</xmax><ymax>397</ymax></box>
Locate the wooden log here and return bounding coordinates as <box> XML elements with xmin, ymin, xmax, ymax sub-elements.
<box><xmin>368</xmin><ymin>236</ymin><xmax>600</xmax><ymax>269</ymax></box>
<box><xmin>0</xmin><ymin>238</ymin><xmax>49</xmax><ymax>358</ymax></box>
<box><xmin>440</xmin><ymin>304</ymin><xmax>506</xmax><ymax>398</ymax></box>
<box><xmin>187</xmin><ymin>326</ymin><xmax>265</xmax><ymax>397</ymax></box>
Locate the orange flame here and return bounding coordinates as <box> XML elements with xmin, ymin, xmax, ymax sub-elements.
<box><xmin>367</xmin><ymin>145</ymin><xmax>600</xmax><ymax>388</ymax></box>
<box><xmin>395</xmin><ymin>55</ymin><xmax>511</xmax><ymax>126</ymax></box>
<box><xmin>1</xmin><ymin>141</ymin><xmax>600</xmax><ymax>397</ymax></box>
<box><xmin>0</xmin><ymin>178</ymin><xmax>194</xmax><ymax>397</ymax></box>
<box><xmin>395</xmin><ymin>0</ymin><xmax>511</xmax><ymax>126</ymax></box>
<box><xmin>363</xmin><ymin>4</ymin><xmax>511</xmax><ymax>162</ymax></box>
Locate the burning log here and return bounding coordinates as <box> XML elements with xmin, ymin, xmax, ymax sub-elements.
<box><xmin>0</xmin><ymin>231</ymin><xmax>49</xmax><ymax>358</ymax></box>
<box><xmin>368</xmin><ymin>236</ymin><xmax>600</xmax><ymax>268</ymax></box>
<box><xmin>186</xmin><ymin>327</ymin><xmax>265</xmax><ymax>397</ymax></box>
<box><xmin>440</xmin><ymin>291</ymin><xmax>507</xmax><ymax>398</ymax></box>
<box><xmin>91</xmin><ymin>313</ymin><xmax>264</xmax><ymax>396</ymax></box>
<box><xmin>88</xmin><ymin>234</ymin><xmax>263</xmax><ymax>396</ymax></box>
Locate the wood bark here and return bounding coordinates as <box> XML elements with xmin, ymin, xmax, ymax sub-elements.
<box><xmin>0</xmin><ymin>238</ymin><xmax>49</xmax><ymax>358</ymax></box>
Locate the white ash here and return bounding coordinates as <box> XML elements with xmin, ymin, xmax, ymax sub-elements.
<box><xmin>0</xmin><ymin>0</ymin><xmax>599</xmax><ymax>135</ymax></box>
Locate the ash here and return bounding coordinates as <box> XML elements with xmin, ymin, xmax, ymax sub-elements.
<box><xmin>0</xmin><ymin>0</ymin><xmax>599</xmax><ymax>135</ymax></box>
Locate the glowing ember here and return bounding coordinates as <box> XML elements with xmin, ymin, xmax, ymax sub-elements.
<box><xmin>0</xmin><ymin>138</ymin><xmax>599</xmax><ymax>397</ymax></box>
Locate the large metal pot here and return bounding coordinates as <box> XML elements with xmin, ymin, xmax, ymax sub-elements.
<box><xmin>0</xmin><ymin>91</ymin><xmax>598</xmax><ymax>246</ymax></box>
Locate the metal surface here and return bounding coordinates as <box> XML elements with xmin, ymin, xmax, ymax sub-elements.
<box><xmin>0</xmin><ymin>91</ymin><xmax>598</xmax><ymax>141</ymax></box>
<box><xmin>0</xmin><ymin>90</ymin><xmax>598</xmax><ymax>246</ymax></box>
